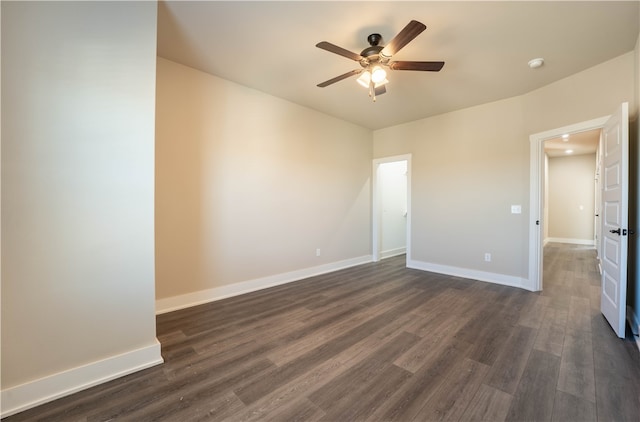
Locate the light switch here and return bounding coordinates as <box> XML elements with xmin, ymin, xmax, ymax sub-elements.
<box><xmin>511</xmin><ymin>205</ymin><xmax>522</xmax><ymax>214</ymax></box>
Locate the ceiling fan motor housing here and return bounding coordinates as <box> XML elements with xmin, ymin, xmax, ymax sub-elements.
<box><xmin>360</xmin><ymin>34</ymin><xmax>385</xmax><ymax>67</ymax></box>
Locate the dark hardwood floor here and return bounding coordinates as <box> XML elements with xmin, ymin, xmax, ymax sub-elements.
<box><xmin>4</xmin><ymin>243</ymin><xmax>639</xmax><ymax>421</ymax></box>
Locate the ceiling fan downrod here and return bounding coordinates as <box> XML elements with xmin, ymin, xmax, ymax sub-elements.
<box><xmin>369</xmin><ymin>79</ymin><xmax>376</xmax><ymax>102</ymax></box>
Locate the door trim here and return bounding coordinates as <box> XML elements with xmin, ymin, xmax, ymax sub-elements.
<box><xmin>372</xmin><ymin>154</ymin><xmax>412</xmax><ymax>263</ymax></box>
<box><xmin>528</xmin><ymin>116</ymin><xmax>609</xmax><ymax>291</ymax></box>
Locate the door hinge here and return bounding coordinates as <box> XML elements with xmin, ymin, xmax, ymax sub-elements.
<box><xmin>536</xmin><ymin>220</ymin><xmax>540</xmax><ymax>226</ymax></box>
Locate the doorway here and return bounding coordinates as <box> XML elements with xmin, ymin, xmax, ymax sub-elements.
<box><xmin>528</xmin><ymin>116</ymin><xmax>609</xmax><ymax>291</ymax></box>
<box><xmin>544</xmin><ymin>129</ymin><xmax>601</xmax><ymax>250</ymax></box>
<box><xmin>529</xmin><ymin>103</ymin><xmax>630</xmax><ymax>338</ymax></box>
<box><xmin>372</xmin><ymin>154</ymin><xmax>411</xmax><ymax>263</ymax></box>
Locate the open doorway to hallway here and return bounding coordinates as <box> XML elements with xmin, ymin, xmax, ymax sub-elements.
<box><xmin>530</xmin><ymin>103</ymin><xmax>631</xmax><ymax>338</ymax></box>
<box><xmin>543</xmin><ymin>129</ymin><xmax>601</xmax><ymax>252</ymax></box>
<box><xmin>529</xmin><ymin>114</ymin><xmax>609</xmax><ymax>292</ymax></box>
<box><xmin>542</xmin><ymin>129</ymin><xmax>602</xmax><ymax>289</ymax></box>
<box><xmin>537</xmin><ymin>127</ymin><xmax>601</xmax><ymax>296</ymax></box>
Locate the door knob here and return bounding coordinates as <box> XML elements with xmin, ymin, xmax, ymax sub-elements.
<box><xmin>610</xmin><ymin>228</ymin><xmax>621</xmax><ymax>235</ymax></box>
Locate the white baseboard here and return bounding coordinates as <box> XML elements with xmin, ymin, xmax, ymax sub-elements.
<box><xmin>156</xmin><ymin>255</ymin><xmax>373</xmax><ymax>314</ymax></box>
<box><xmin>1</xmin><ymin>340</ymin><xmax>163</xmax><ymax>418</ymax></box>
<box><xmin>381</xmin><ymin>247</ymin><xmax>406</xmax><ymax>259</ymax></box>
<box><xmin>546</xmin><ymin>237</ymin><xmax>595</xmax><ymax>246</ymax></box>
<box><xmin>407</xmin><ymin>259</ymin><xmax>527</xmax><ymax>290</ymax></box>
<box><xmin>627</xmin><ymin>306</ymin><xmax>640</xmax><ymax>352</ymax></box>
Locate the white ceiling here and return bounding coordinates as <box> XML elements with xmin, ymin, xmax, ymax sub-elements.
<box><xmin>157</xmin><ymin>1</ymin><xmax>639</xmax><ymax>130</ymax></box>
<box><xmin>544</xmin><ymin>128</ymin><xmax>600</xmax><ymax>158</ymax></box>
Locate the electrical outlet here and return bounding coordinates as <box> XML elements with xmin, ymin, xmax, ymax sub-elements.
<box><xmin>484</xmin><ymin>253</ymin><xmax>491</xmax><ymax>262</ymax></box>
<box><xmin>316</xmin><ymin>248</ymin><xmax>321</xmax><ymax>257</ymax></box>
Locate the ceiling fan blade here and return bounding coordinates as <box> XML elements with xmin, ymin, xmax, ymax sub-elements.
<box><xmin>389</xmin><ymin>61</ymin><xmax>445</xmax><ymax>71</ymax></box>
<box><xmin>374</xmin><ymin>85</ymin><xmax>386</xmax><ymax>96</ymax></box>
<box><xmin>317</xmin><ymin>69</ymin><xmax>362</xmax><ymax>87</ymax></box>
<box><xmin>380</xmin><ymin>20</ymin><xmax>426</xmax><ymax>57</ymax></box>
<box><xmin>316</xmin><ymin>41</ymin><xmax>363</xmax><ymax>61</ymax></box>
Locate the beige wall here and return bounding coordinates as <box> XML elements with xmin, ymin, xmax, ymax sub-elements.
<box><xmin>547</xmin><ymin>154</ymin><xmax>596</xmax><ymax>242</ymax></box>
<box><xmin>375</xmin><ymin>96</ymin><xmax>528</xmax><ymax>277</ymax></box>
<box><xmin>1</xmin><ymin>0</ymin><xmax>158</xmax><ymax>393</ymax></box>
<box><xmin>374</xmin><ymin>52</ymin><xmax>634</xmax><ymax>281</ymax></box>
<box><xmin>155</xmin><ymin>58</ymin><xmax>372</xmax><ymax>300</ymax></box>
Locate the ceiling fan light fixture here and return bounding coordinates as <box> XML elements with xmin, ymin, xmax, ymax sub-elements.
<box><xmin>371</xmin><ymin>66</ymin><xmax>387</xmax><ymax>84</ymax></box>
<box><xmin>356</xmin><ymin>70</ymin><xmax>371</xmax><ymax>88</ymax></box>
<box><xmin>316</xmin><ymin>20</ymin><xmax>444</xmax><ymax>101</ymax></box>
<box><xmin>357</xmin><ymin>69</ymin><xmax>388</xmax><ymax>90</ymax></box>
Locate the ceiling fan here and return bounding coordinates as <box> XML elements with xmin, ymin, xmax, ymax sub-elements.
<box><xmin>316</xmin><ymin>20</ymin><xmax>444</xmax><ymax>101</ymax></box>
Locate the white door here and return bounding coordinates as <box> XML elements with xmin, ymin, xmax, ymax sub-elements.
<box><xmin>600</xmin><ymin>102</ymin><xmax>629</xmax><ymax>338</ymax></box>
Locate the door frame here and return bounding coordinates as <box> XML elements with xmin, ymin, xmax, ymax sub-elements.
<box><xmin>528</xmin><ymin>116</ymin><xmax>609</xmax><ymax>291</ymax></box>
<box><xmin>372</xmin><ymin>154</ymin><xmax>412</xmax><ymax>263</ymax></box>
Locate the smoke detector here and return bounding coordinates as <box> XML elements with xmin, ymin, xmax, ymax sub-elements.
<box><xmin>528</xmin><ymin>58</ymin><xmax>544</xmax><ymax>69</ymax></box>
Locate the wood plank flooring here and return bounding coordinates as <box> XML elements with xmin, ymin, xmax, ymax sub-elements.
<box><xmin>4</xmin><ymin>243</ymin><xmax>640</xmax><ymax>421</ymax></box>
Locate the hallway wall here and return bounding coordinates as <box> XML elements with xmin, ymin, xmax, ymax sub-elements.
<box><xmin>547</xmin><ymin>154</ymin><xmax>597</xmax><ymax>244</ymax></box>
